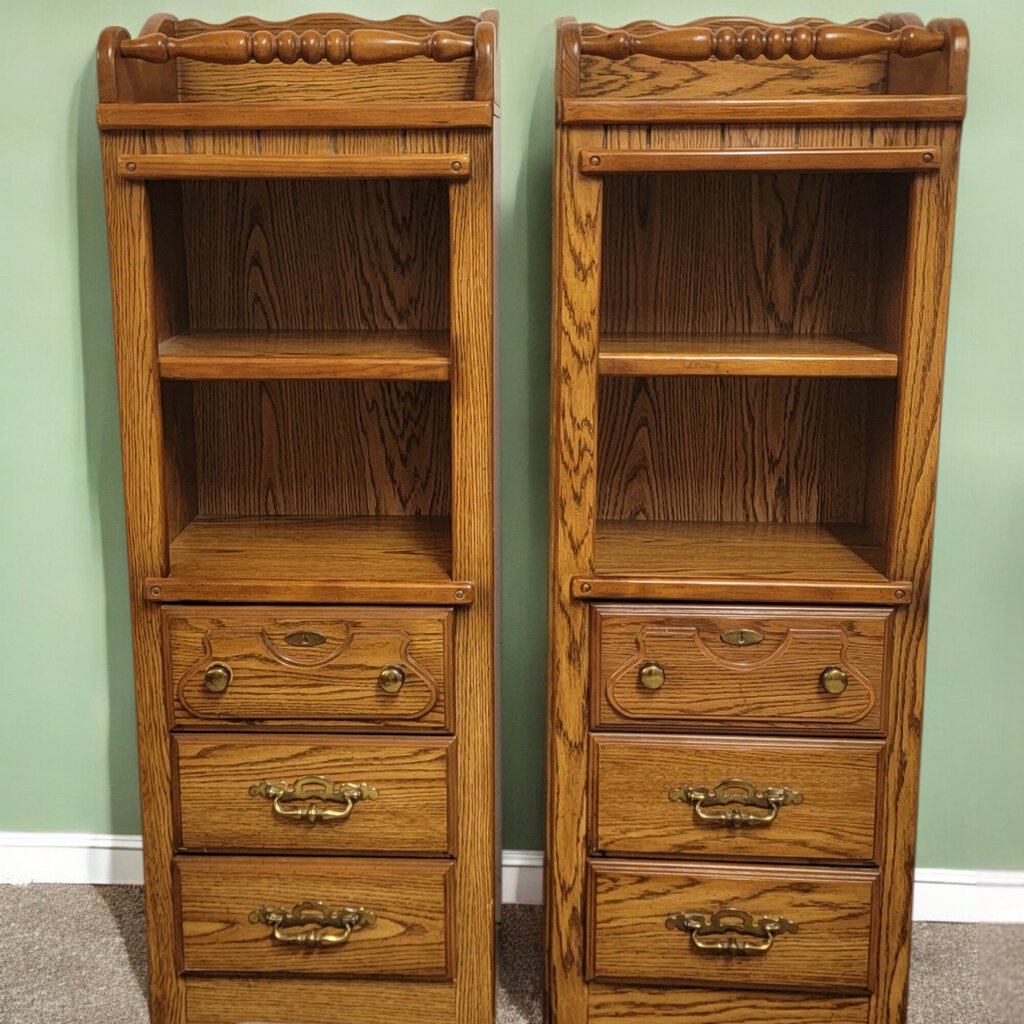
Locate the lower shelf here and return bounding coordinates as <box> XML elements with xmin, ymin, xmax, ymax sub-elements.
<box><xmin>145</xmin><ymin>516</ymin><xmax>473</xmax><ymax>604</ymax></box>
<box><xmin>573</xmin><ymin>521</ymin><xmax>910</xmax><ymax>605</ymax></box>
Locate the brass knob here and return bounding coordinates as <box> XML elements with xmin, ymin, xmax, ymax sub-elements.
<box><xmin>639</xmin><ymin>661</ymin><xmax>666</xmax><ymax>691</ymax></box>
<box><xmin>378</xmin><ymin>665</ymin><xmax>405</xmax><ymax>694</ymax></box>
<box><xmin>820</xmin><ymin>666</ymin><xmax>848</xmax><ymax>695</ymax></box>
<box><xmin>203</xmin><ymin>663</ymin><xmax>232</xmax><ymax>694</ymax></box>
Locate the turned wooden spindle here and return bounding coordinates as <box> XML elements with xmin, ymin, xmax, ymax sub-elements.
<box><xmin>579</xmin><ymin>20</ymin><xmax>946</xmax><ymax>62</ymax></box>
<box><xmin>119</xmin><ymin>26</ymin><xmax>475</xmax><ymax>65</ymax></box>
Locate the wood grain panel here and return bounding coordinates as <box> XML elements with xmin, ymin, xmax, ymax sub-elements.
<box><xmin>165</xmin><ymin>605</ymin><xmax>452</xmax><ymax>731</ymax></box>
<box><xmin>174</xmin><ymin>734</ymin><xmax>453</xmax><ymax>854</ymax></box>
<box><xmin>179</xmin><ymin>176</ymin><xmax>449</xmax><ymax>332</ymax></box>
<box><xmin>192</xmin><ymin>380</ymin><xmax>450</xmax><ymax>518</ymax></box>
<box><xmin>591</xmin><ymin>734</ymin><xmax>882</xmax><ymax>861</ymax></box>
<box><xmin>186</xmin><ymin>977</ymin><xmax>456</xmax><ymax>1024</ymax></box>
<box><xmin>597</xmin><ymin>376</ymin><xmax>892</xmax><ymax>524</ymax></box>
<box><xmin>592</xmin><ymin>604</ymin><xmax>889</xmax><ymax>734</ymax></box>
<box><xmin>177</xmin><ymin>855</ymin><xmax>452</xmax><ymax>978</ymax></box>
<box><xmin>588</xmin><ymin>984</ymin><xmax>868</xmax><ymax>1024</ymax></box>
<box><xmin>588</xmin><ymin>860</ymin><xmax>877</xmax><ymax>992</ymax></box>
<box><xmin>600</xmin><ymin>171</ymin><xmax>910</xmax><ymax>338</ymax></box>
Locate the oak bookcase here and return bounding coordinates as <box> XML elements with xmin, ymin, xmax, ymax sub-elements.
<box><xmin>546</xmin><ymin>15</ymin><xmax>967</xmax><ymax>1024</ymax></box>
<box><xmin>97</xmin><ymin>12</ymin><xmax>497</xmax><ymax>1024</ymax></box>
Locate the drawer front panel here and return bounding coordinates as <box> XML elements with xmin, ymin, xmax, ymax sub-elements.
<box><xmin>592</xmin><ymin>604</ymin><xmax>890</xmax><ymax>733</ymax></box>
<box><xmin>175</xmin><ymin>735</ymin><xmax>453</xmax><ymax>855</ymax></box>
<box><xmin>591</xmin><ymin>735</ymin><xmax>881</xmax><ymax>861</ymax></box>
<box><xmin>166</xmin><ymin>605</ymin><xmax>452</xmax><ymax>731</ymax></box>
<box><xmin>186</xmin><ymin>977</ymin><xmax>456</xmax><ymax>1024</ymax></box>
<box><xmin>588</xmin><ymin>860</ymin><xmax>876</xmax><ymax>992</ymax></box>
<box><xmin>177</xmin><ymin>856</ymin><xmax>451</xmax><ymax>978</ymax></box>
<box><xmin>588</xmin><ymin>985</ymin><xmax>869</xmax><ymax>1024</ymax></box>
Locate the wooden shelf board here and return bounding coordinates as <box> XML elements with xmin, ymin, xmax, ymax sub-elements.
<box><xmin>598</xmin><ymin>334</ymin><xmax>898</xmax><ymax>378</ymax></box>
<box><xmin>148</xmin><ymin>516</ymin><xmax>472</xmax><ymax>604</ymax></box>
<box><xmin>573</xmin><ymin>521</ymin><xmax>910</xmax><ymax>605</ymax></box>
<box><xmin>159</xmin><ymin>330</ymin><xmax>451</xmax><ymax>381</ymax></box>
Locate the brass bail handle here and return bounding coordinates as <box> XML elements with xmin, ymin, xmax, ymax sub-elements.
<box><xmin>249</xmin><ymin>901</ymin><xmax>376</xmax><ymax>948</ymax></box>
<box><xmin>669</xmin><ymin>779</ymin><xmax>803</xmax><ymax>827</ymax></box>
<box><xmin>666</xmin><ymin>908</ymin><xmax>798</xmax><ymax>955</ymax></box>
<box><xmin>249</xmin><ymin>776</ymin><xmax>379</xmax><ymax>824</ymax></box>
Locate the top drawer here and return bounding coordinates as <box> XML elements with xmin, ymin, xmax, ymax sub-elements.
<box><xmin>591</xmin><ymin>605</ymin><xmax>890</xmax><ymax>734</ymax></box>
<box><xmin>165</xmin><ymin>606</ymin><xmax>453</xmax><ymax>731</ymax></box>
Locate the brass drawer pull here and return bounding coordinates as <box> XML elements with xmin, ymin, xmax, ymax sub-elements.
<box><xmin>249</xmin><ymin>775</ymin><xmax>379</xmax><ymax>823</ymax></box>
<box><xmin>669</xmin><ymin>778</ymin><xmax>803</xmax><ymax>826</ymax></box>
<box><xmin>203</xmin><ymin>663</ymin><xmax>231</xmax><ymax>693</ymax></box>
<box><xmin>666</xmin><ymin>908</ymin><xmax>798</xmax><ymax>955</ymax></box>
<box><xmin>820</xmin><ymin>665</ymin><xmax>849</xmax><ymax>694</ymax></box>
<box><xmin>249</xmin><ymin>900</ymin><xmax>375</xmax><ymax>948</ymax></box>
<box><xmin>638</xmin><ymin>661</ymin><xmax>666</xmax><ymax>690</ymax></box>
<box><xmin>378</xmin><ymin>664</ymin><xmax>406</xmax><ymax>694</ymax></box>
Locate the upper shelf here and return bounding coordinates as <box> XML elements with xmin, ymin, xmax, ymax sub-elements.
<box><xmin>557</xmin><ymin>15</ymin><xmax>968</xmax><ymax>125</ymax></box>
<box><xmin>97</xmin><ymin>12</ymin><xmax>497</xmax><ymax>130</ymax></box>
<box><xmin>159</xmin><ymin>330</ymin><xmax>451</xmax><ymax>381</ymax></box>
<box><xmin>598</xmin><ymin>334</ymin><xmax>898</xmax><ymax>378</ymax></box>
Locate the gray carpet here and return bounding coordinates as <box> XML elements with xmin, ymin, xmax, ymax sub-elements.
<box><xmin>0</xmin><ymin>885</ymin><xmax>1020</xmax><ymax>1023</ymax></box>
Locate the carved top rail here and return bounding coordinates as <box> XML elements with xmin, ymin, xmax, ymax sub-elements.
<box><xmin>577</xmin><ymin>17</ymin><xmax>947</xmax><ymax>63</ymax></box>
<box><xmin>120</xmin><ymin>27</ymin><xmax>476</xmax><ymax>66</ymax></box>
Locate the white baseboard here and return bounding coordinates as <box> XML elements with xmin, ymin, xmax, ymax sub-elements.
<box><xmin>2</xmin><ymin>835</ymin><xmax>1022</xmax><ymax>923</ymax></box>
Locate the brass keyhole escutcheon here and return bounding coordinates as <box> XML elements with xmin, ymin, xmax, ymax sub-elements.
<box><xmin>638</xmin><ymin>661</ymin><xmax>666</xmax><ymax>691</ymax></box>
<box><xmin>203</xmin><ymin>663</ymin><xmax>232</xmax><ymax>694</ymax></box>
<box><xmin>378</xmin><ymin>665</ymin><xmax>406</xmax><ymax>695</ymax></box>
<box><xmin>820</xmin><ymin>666</ymin><xmax>848</xmax><ymax>695</ymax></box>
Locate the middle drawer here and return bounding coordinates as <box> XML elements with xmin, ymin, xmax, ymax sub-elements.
<box><xmin>590</xmin><ymin>734</ymin><xmax>882</xmax><ymax>862</ymax></box>
<box><xmin>174</xmin><ymin>734</ymin><xmax>454</xmax><ymax>855</ymax></box>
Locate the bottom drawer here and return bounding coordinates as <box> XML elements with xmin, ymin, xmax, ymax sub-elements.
<box><xmin>588</xmin><ymin>860</ymin><xmax>876</xmax><ymax>993</ymax></box>
<box><xmin>186</xmin><ymin>977</ymin><xmax>455</xmax><ymax>1024</ymax></box>
<box><xmin>589</xmin><ymin>984</ymin><xmax>868</xmax><ymax>1024</ymax></box>
<box><xmin>177</xmin><ymin>856</ymin><xmax>452</xmax><ymax>979</ymax></box>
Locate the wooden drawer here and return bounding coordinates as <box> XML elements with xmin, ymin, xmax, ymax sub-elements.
<box><xmin>186</xmin><ymin>977</ymin><xmax>456</xmax><ymax>1024</ymax></box>
<box><xmin>588</xmin><ymin>985</ymin><xmax>868</xmax><ymax>1024</ymax></box>
<box><xmin>591</xmin><ymin>735</ymin><xmax>881</xmax><ymax>862</ymax></box>
<box><xmin>176</xmin><ymin>856</ymin><xmax>452</xmax><ymax>979</ymax></box>
<box><xmin>174</xmin><ymin>734</ymin><xmax>453</xmax><ymax>855</ymax></box>
<box><xmin>588</xmin><ymin>860</ymin><xmax>876</xmax><ymax>992</ymax></box>
<box><xmin>591</xmin><ymin>604</ymin><xmax>890</xmax><ymax>734</ymax></box>
<box><xmin>165</xmin><ymin>606</ymin><xmax>453</xmax><ymax>731</ymax></box>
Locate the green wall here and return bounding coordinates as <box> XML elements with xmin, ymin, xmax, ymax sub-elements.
<box><xmin>1</xmin><ymin>0</ymin><xmax>1021</xmax><ymax>869</ymax></box>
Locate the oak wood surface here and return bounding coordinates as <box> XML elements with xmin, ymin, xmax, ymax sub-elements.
<box><xmin>582</xmin><ymin>147</ymin><xmax>940</xmax><ymax>173</ymax></box>
<box><xmin>119</xmin><ymin>152</ymin><xmax>471</xmax><ymax>179</ymax></box>
<box><xmin>186</xmin><ymin>977</ymin><xmax>457</xmax><ymax>1024</ymax></box>
<box><xmin>591</xmin><ymin>604</ymin><xmax>889</xmax><ymax>735</ymax></box>
<box><xmin>186</xmin><ymin>976</ymin><xmax>457</xmax><ymax>1024</ymax></box>
<box><xmin>177</xmin><ymin>855</ymin><xmax>452</xmax><ymax>978</ymax></box>
<box><xmin>588</xmin><ymin>985</ymin><xmax>869</xmax><ymax>1024</ymax></box>
<box><xmin>591</xmin><ymin>734</ymin><xmax>882</xmax><ymax>861</ymax></box>
<box><xmin>165</xmin><ymin>604</ymin><xmax>452</xmax><ymax>731</ymax></box>
<box><xmin>598</xmin><ymin>334</ymin><xmax>898</xmax><ymax>378</ymax></box>
<box><xmin>588</xmin><ymin>859</ymin><xmax>877</xmax><ymax>992</ymax></box>
<box><xmin>159</xmin><ymin>330</ymin><xmax>451</xmax><ymax>381</ymax></box>
<box><xmin>174</xmin><ymin>734</ymin><xmax>454</xmax><ymax>854</ymax></box>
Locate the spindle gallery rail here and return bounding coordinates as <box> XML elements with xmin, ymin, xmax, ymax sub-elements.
<box><xmin>119</xmin><ymin>26</ymin><xmax>476</xmax><ymax>65</ymax></box>
<box><xmin>577</xmin><ymin>17</ymin><xmax>948</xmax><ymax>62</ymax></box>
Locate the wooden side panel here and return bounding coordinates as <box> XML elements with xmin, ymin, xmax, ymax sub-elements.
<box><xmin>546</xmin><ymin>122</ymin><xmax>604</xmax><ymax>1024</ymax></box>
<box><xmin>448</xmin><ymin>127</ymin><xmax>497</xmax><ymax>1024</ymax></box>
<box><xmin>192</xmin><ymin>380</ymin><xmax>451</xmax><ymax>519</ymax></box>
<box><xmin>174</xmin><ymin>734</ymin><xmax>454</xmax><ymax>854</ymax></box>
<box><xmin>100</xmin><ymin>132</ymin><xmax>186</xmax><ymax>1023</ymax></box>
<box><xmin>177</xmin><ymin>856</ymin><xmax>453</xmax><ymax>978</ymax></box>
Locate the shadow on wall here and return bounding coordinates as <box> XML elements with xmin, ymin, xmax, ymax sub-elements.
<box><xmin>73</xmin><ymin>57</ymin><xmax>140</xmax><ymax>837</ymax></box>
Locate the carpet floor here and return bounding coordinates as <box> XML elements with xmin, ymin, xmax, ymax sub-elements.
<box><xmin>0</xmin><ymin>885</ymin><xmax>1019</xmax><ymax>1023</ymax></box>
